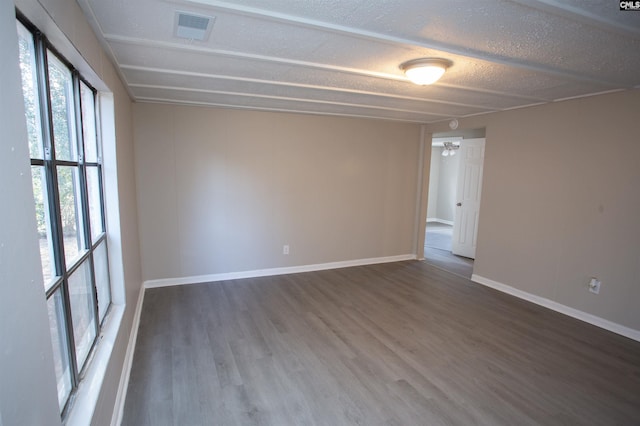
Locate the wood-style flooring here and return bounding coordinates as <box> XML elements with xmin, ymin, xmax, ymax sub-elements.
<box><xmin>122</xmin><ymin>261</ymin><xmax>640</xmax><ymax>426</ymax></box>
<box><xmin>424</xmin><ymin>222</ymin><xmax>474</xmax><ymax>279</ymax></box>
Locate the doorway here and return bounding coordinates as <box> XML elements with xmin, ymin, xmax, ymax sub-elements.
<box><xmin>423</xmin><ymin>133</ymin><xmax>485</xmax><ymax>279</ymax></box>
<box><xmin>424</xmin><ymin>222</ymin><xmax>473</xmax><ymax>278</ymax></box>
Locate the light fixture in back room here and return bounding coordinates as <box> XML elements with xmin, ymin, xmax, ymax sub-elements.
<box><xmin>441</xmin><ymin>141</ymin><xmax>459</xmax><ymax>157</ymax></box>
<box><xmin>174</xmin><ymin>11</ymin><xmax>215</xmax><ymax>41</ymax></box>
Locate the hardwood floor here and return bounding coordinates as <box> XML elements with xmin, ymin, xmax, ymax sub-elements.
<box><xmin>422</xmin><ymin>246</ymin><xmax>474</xmax><ymax>280</ymax></box>
<box><xmin>122</xmin><ymin>261</ymin><xmax>640</xmax><ymax>425</ymax></box>
<box><xmin>424</xmin><ymin>222</ymin><xmax>474</xmax><ymax>279</ymax></box>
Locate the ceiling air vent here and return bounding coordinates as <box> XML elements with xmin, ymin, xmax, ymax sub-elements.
<box><xmin>174</xmin><ymin>11</ymin><xmax>214</xmax><ymax>41</ymax></box>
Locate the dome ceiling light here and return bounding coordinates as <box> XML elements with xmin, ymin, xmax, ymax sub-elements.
<box><xmin>400</xmin><ymin>58</ymin><xmax>453</xmax><ymax>85</ymax></box>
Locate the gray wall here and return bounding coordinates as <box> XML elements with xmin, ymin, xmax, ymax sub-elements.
<box><xmin>5</xmin><ymin>0</ymin><xmax>142</xmax><ymax>424</ymax></box>
<box><xmin>0</xmin><ymin>0</ymin><xmax>60</xmax><ymax>422</ymax></box>
<box><xmin>134</xmin><ymin>104</ymin><xmax>422</xmax><ymax>281</ymax></box>
<box><xmin>435</xmin><ymin>148</ymin><xmax>460</xmax><ymax>222</ymax></box>
<box><xmin>426</xmin><ymin>146</ymin><xmax>460</xmax><ymax>223</ymax></box>
<box><xmin>427</xmin><ymin>89</ymin><xmax>640</xmax><ymax>332</ymax></box>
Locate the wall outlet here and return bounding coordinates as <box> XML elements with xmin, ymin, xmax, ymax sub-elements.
<box><xmin>283</xmin><ymin>245</ymin><xmax>289</xmax><ymax>255</ymax></box>
<box><xmin>588</xmin><ymin>277</ymin><xmax>601</xmax><ymax>294</ymax></box>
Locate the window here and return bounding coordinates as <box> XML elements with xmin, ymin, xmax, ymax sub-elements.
<box><xmin>16</xmin><ymin>16</ymin><xmax>112</xmax><ymax>416</ymax></box>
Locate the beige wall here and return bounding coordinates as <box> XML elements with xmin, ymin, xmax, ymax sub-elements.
<box><xmin>134</xmin><ymin>104</ymin><xmax>422</xmax><ymax>281</ymax></box>
<box><xmin>8</xmin><ymin>0</ymin><xmax>142</xmax><ymax>424</ymax></box>
<box><xmin>427</xmin><ymin>89</ymin><xmax>640</xmax><ymax>332</ymax></box>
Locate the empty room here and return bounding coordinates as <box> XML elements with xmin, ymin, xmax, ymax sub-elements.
<box><xmin>2</xmin><ymin>0</ymin><xmax>640</xmax><ymax>425</ymax></box>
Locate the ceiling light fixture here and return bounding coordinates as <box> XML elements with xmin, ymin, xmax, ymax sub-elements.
<box><xmin>441</xmin><ymin>141</ymin><xmax>459</xmax><ymax>157</ymax></box>
<box><xmin>400</xmin><ymin>58</ymin><xmax>453</xmax><ymax>85</ymax></box>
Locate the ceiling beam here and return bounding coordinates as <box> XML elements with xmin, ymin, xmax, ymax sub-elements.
<box><xmin>134</xmin><ymin>97</ymin><xmax>439</xmax><ymax>123</ymax></box>
<box><xmin>120</xmin><ymin>64</ymin><xmax>539</xmax><ymax>110</ymax></box>
<box><xmin>129</xmin><ymin>83</ymin><xmax>465</xmax><ymax>117</ymax></box>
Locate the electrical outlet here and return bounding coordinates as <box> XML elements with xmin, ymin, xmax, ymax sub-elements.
<box><xmin>283</xmin><ymin>245</ymin><xmax>289</xmax><ymax>255</ymax></box>
<box><xmin>588</xmin><ymin>278</ymin><xmax>601</xmax><ymax>294</ymax></box>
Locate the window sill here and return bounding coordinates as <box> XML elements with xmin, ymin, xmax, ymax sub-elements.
<box><xmin>64</xmin><ymin>304</ymin><xmax>124</xmax><ymax>426</ymax></box>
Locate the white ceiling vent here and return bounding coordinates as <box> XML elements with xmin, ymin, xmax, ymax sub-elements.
<box><xmin>174</xmin><ymin>11</ymin><xmax>214</xmax><ymax>41</ymax></box>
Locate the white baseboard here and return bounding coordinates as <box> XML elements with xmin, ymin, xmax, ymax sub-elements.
<box><xmin>426</xmin><ymin>218</ymin><xmax>454</xmax><ymax>226</ymax></box>
<box><xmin>144</xmin><ymin>254</ymin><xmax>417</xmax><ymax>289</ymax></box>
<box><xmin>471</xmin><ymin>274</ymin><xmax>640</xmax><ymax>343</ymax></box>
<box><xmin>111</xmin><ymin>284</ymin><xmax>146</xmax><ymax>426</ymax></box>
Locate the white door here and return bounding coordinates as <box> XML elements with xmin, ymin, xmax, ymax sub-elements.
<box><xmin>452</xmin><ymin>138</ymin><xmax>485</xmax><ymax>259</ymax></box>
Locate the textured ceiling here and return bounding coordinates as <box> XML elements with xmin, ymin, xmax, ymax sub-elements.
<box><xmin>78</xmin><ymin>0</ymin><xmax>640</xmax><ymax>123</ymax></box>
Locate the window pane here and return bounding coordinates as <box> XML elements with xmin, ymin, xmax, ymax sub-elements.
<box><xmin>17</xmin><ymin>22</ymin><xmax>43</xmax><ymax>159</ymax></box>
<box><xmin>57</xmin><ymin>166</ymin><xmax>86</xmax><ymax>266</ymax></box>
<box><xmin>47</xmin><ymin>290</ymin><xmax>72</xmax><ymax>412</ymax></box>
<box><xmin>31</xmin><ymin>166</ymin><xmax>57</xmax><ymax>287</ymax></box>
<box><xmin>68</xmin><ymin>260</ymin><xmax>97</xmax><ymax>370</ymax></box>
<box><xmin>47</xmin><ymin>52</ymin><xmax>77</xmax><ymax>162</ymax></box>
<box><xmin>18</xmin><ymin>17</ymin><xmax>115</xmax><ymax>413</ymax></box>
<box><xmin>86</xmin><ymin>166</ymin><xmax>103</xmax><ymax>242</ymax></box>
<box><xmin>80</xmin><ymin>82</ymin><xmax>98</xmax><ymax>163</ymax></box>
<box><xmin>94</xmin><ymin>241</ymin><xmax>111</xmax><ymax>322</ymax></box>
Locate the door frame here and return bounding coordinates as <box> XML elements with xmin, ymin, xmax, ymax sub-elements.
<box><xmin>413</xmin><ymin>126</ymin><xmax>430</xmax><ymax>260</ymax></box>
<box><xmin>415</xmin><ymin>129</ymin><xmax>487</xmax><ymax>265</ymax></box>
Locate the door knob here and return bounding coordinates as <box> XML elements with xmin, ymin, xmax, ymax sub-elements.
<box><xmin>456</xmin><ymin>202</ymin><xmax>462</xmax><ymax>206</ymax></box>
